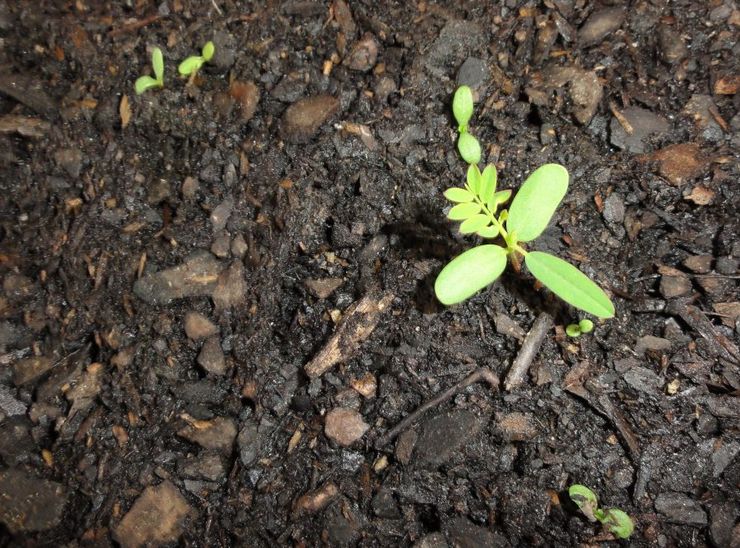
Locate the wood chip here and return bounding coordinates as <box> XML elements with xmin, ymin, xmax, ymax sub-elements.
<box><xmin>0</xmin><ymin>115</ymin><xmax>50</xmax><ymax>138</ymax></box>
<box><xmin>684</xmin><ymin>185</ymin><xmax>715</xmax><ymax>205</ymax></box>
<box><xmin>119</xmin><ymin>95</ymin><xmax>131</xmax><ymax>129</ymax></box>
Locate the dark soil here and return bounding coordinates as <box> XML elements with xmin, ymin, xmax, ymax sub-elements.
<box><xmin>1</xmin><ymin>1</ymin><xmax>738</xmax><ymax>546</ymax></box>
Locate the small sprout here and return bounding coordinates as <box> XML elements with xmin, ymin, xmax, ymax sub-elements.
<box><xmin>452</xmin><ymin>85</ymin><xmax>474</xmax><ymax>132</ymax></box>
<box><xmin>568</xmin><ymin>484</ymin><xmax>634</xmax><ymax>540</ymax></box>
<box><xmin>566</xmin><ymin>318</ymin><xmax>595</xmax><ymax>337</ymax></box>
<box><xmin>178</xmin><ymin>41</ymin><xmax>216</xmax><ymax>77</ymax></box>
<box><xmin>566</xmin><ymin>323</ymin><xmax>582</xmax><ymax>338</ymax></box>
<box><xmin>134</xmin><ymin>47</ymin><xmax>165</xmax><ymax>95</ymax></box>
<box><xmin>457</xmin><ymin>132</ymin><xmax>481</xmax><ymax>165</ymax></box>
<box><xmin>578</xmin><ymin>319</ymin><xmax>594</xmax><ymax>333</ymax></box>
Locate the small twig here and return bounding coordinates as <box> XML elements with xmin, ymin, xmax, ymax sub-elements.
<box><xmin>504</xmin><ymin>312</ymin><xmax>553</xmax><ymax>391</ymax></box>
<box><xmin>666</xmin><ymin>300</ymin><xmax>740</xmax><ymax>365</ymax></box>
<box><xmin>109</xmin><ymin>14</ymin><xmax>162</xmax><ymax>38</ymax></box>
<box><xmin>210</xmin><ymin>0</ymin><xmax>223</xmax><ymax>16</ymax></box>
<box><xmin>375</xmin><ymin>367</ymin><xmax>499</xmax><ymax>448</ymax></box>
<box><xmin>597</xmin><ymin>394</ymin><xmax>641</xmax><ymax>462</ymax></box>
<box><xmin>609</xmin><ymin>101</ymin><xmax>634</xmax><ymax>134</ymax></box>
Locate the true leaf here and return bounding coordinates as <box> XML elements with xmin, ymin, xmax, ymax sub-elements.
<box><xmin>601</xmin><ymin>509</ymin><xmax>634</xmax><ymax>539</ymax></box>
<box><xmin>476</xmin><ymin>225</ymin><xmax>499</xmax><ymax>239</ymax></box>
<box><xmin>479</xmin><ymin>164</ymin><xmax>497</xmax><ymax>204</ymax></box>
<box><xmin>490</xmin><ymin>189</ymin><xmax>512</xmax><ymax>210</ymax></box>
<box><xmin>569</xmin><ymin>485</ymin><xmax>599</xmax><ymax>522</ymax></box>
<box><xmin>506</xmin><ymin>163</ymin><xmax>568</xmax><ymax>242</ymax></box>
<box><xmin>458</xmin><ymin>132</ymin><xmax>481</xmax><ymax>165</ymax></box>
<box><xmin>202</xmin><ymin>41</ymin><xmax>215</xmax><ymax>61</ymax></box>
<box><xmin>152</xmin><ymin>47</ymin><xmax>164</xmax><ymax>82</ymax></box>
<box><xmin>435</xmin><ymin>245</ymin><xmax>507</xmax><ymax>305</ymax></box>
<box><xmin>135</xmin><ymin>75</ymin><xmax>160</xmax><ymax>95</ymax></box>
<box><xmin>179</xmin><ymin>56</ymin><xmax>204</xmax><ymax>76</ymax></box>
<box><xmin>444</xmin><ymin>188</ymin><xmax>475</xmax><ymax>203</ymax></box>
<box><xmin>452</xmin><ymin>85</ymin><xmax>474</xmax><ymax>131</ymax></box>
<box><xmin>466</xmin><ymin>164</ymin><xmax>481</xmax><ymax>194</ymax></box>
<box><xmin>459</xmin><ymin>214</ymin><xmax>489</xmax><ymax>234</ymax></box>
<box><xmin>524</xmin><ymin>252</ymin><xmax>615</xmax><ymax>318</ymax></box>
<box><xmin>448</xmin><ymin>202</ymin><xmax>481</xmax><ymax>220</ymax></box>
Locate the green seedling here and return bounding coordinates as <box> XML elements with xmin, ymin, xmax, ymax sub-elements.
<box><xmin>452</xmin><ymin>85</ymin><xmax>482</xmax><ymax>164</ymax></box>
<box><xmin>568</xmin><ymin>484</ymin><xmax>635</xmax><ymax>539</ymax></box>
<box><xmin>178</xmin><ymin>41</ymin><xmax>215</xmax><ymax>77</ymax></box>
<box><xmin>435</xmin><ymin>162</ymin><xmax>615</xmax><ymax>318</ymax></box>
<box><xmin>134</xmin><ymin>47</ymin><xmax>165</xmax><ymax>95</ymax></box>
<box><xmin>566</xmin><ymin>319</ymin><xmax>595</xmax><ymax>337</ymax></box>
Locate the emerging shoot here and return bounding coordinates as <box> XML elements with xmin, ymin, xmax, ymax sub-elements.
<box><xmin>178</xmin><ymin>41</ymin><xmax>216</xmax><ymax>77</ymax></box>
<box><xmin>135</xmin><ymin>47</ymin><xmax>165</xmax><ymax>95</ymax></box>
<box><xmin>568</xmin><ymin>484</ymin><xmax>635</xmax><ymax>539</ymax></box>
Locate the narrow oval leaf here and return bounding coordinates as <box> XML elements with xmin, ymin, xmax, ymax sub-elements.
<box><xmin>135</xmin><ymin>75</ymin><xmax>159</xmax><ymax>95</ymax></box>
<box><xmin>444</xmin><ymin>188</ymin><xmax>474</xmax><ymax>203</ymax></box>
<box><xmin>202</xmin><ymin>41</ymin><xmax>215</xmax><ymax>61</ymax></box>
<box><xmin>452</xmin><ymin>85</ymin><xmax>474</xmax><ymax>131</ymax></box>
<box><xmin>466</xmin><ymin>164</ymin><xmax>481</xmax><ymax>195</ymax></box>
<box><xmin>602</xmin><ymin>509</ymin><xmax>634</xmax><ymax>539</ymax></box>
<box><xmin>459</xmin><ymin>214</ymin><xmax>489</xmax><ymax>234</ymax></box>
<box><xmin>435</xmin><ymin>245</ymin><xmax>507</xmax><ymax>305</ymax></box>
<box><xmin>458</xmin><ymin>132</ymin><xmax>481</xmax><ymax>165</ymax></box>
<box><xmin>178</xmin><ymin>56</ymin><xmax>204</xmax><ymax>76</ymax></box>
<box><xmin>479</xmin><ymin>164</ymin><xmax>497</xmax><ymax>204</ymax></box>
<box><xmin>447</xmin><ymin>202</ymin><xmax>481</xmax><ymax>220</ymax></box>
<box><xmin>476</xmin><ymin>225</ymin><xmax>500</xmax><ymax>239</ymax></box>
<box><xmin>525</xmin><ymin>252</ymin><xmax>615</xmax><ymax>318</ymax></box>
<box><xmin>506</xmin><ymin>164</ymin><xmax>568</xmax><ymax>242</ymax></box>
<box><xmin>152</xmin><ymin>47</ymin><xmax>164</xmax><ymax>82</ymax></box>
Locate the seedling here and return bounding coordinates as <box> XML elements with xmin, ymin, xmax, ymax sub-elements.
<box><xmin>568</xmin><ymin>484</ymin><xmax>634</xmax><ymax>539</ymax></box>
<box><xmin>566</xmin><ymin>319</ymin><xmax>594</xmax><ymax>337</ymax></box>
<box><xmin>435</xmin><ymin>88</ymin><xmax>615</xmax><ymax>319</ymax></box>
<box><xmin>452</xmin><ymin>86</ymin><xmax>482</xmax><ymax>165</ymax></box>
<box><xmin>134</xmin><ymin>47</ymin><xmax>165</xmax><ymax>95</ymax></box>
<box><xmin>178</xmin><ymin>41</ymin><xmax>215</xmax><ymax>77</ymax></box>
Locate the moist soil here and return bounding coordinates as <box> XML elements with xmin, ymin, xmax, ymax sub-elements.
<box><xmin>0</xmin><ymin>1</ymin><xmax>738</xmax><ymax>546</ymax></box>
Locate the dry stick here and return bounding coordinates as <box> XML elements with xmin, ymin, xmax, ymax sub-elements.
<box><xmin>375</xmin><ymin>368</ymin><xmax>499</xmax><ymax>448</ymax></box>
<box><xmin>504</xmin><ymin>312</ymin><xmax>554</xmax><ymax>391</ymax></box>
<box><xmin>667</xmin><ymin>300</ymin><xmax>740</xmax><ymax>365</ymax></box>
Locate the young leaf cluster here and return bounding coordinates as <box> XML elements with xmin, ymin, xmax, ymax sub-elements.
<box><xmin>436</xmin><ymin>87</ymin><xmax>615</xmax><ymax>319</ymax></box>
<box><xmin>568</xmin><ymin>484</ymin><xmax>635</xmax><ymax>539</ymax></box>
<box><xmin>566</xmin><ymin>319</ymin><xmax>594</xmax><ymax>337</ymax></box>
<box><xmin>134</xmin><ymin>42</ymin><xmax>216</xmax><ymax>95</ymax></box>
<box><xmin>452</xmin><ymin>86</ymin><xmax>481</xmax><ymax>165</ymax></box>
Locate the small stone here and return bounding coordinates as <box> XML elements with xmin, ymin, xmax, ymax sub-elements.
<box><xmin>53</xmin><ymin>147</ymin><xmax>83</xmax><ymax>178</ymax></box>
<box><xmin>644</xmin><ymin>143</ymin><xmax>707</xmax><ymax>186</ymax></box>
<box><xmin>293</xmin><ymin>482</ymin><xmax>338</xmax><ymax>515</ymax></box>
<box><xmin>445</xmin><ymin>517</ymin><xmax>505</xmax><ymax>548</ymax></box>
<box><xmin>539</xmin><ymin>65</ymin><xmax>602</xmax><ymax>125</ymax></box>
<box><xmin>178</xmin><ymin>416</ymin><xmax>237</xmax><ymax>453</ymax></box>
<box><xmin>372</xmin><ymin>488</ymin><xmax>401</xmax><ymax>519</ymax></box>
<box><xmin>197</xmin><ymin>336</ymin><xmax>227</xmax><ymax>376</ymax></box>
<box><xmin>12</xmin><ymin>355</ymin><xmax>53</xmax><ymax>385</ymax></box>
<box><xmin>456</xmin><ymin>57</ymin><xmax>488</xmax><ymax>92</ymax></box>
<box><xmin>709</xmin><ymin>501</ymin><xmax>739</xmax><ymax>548</ymax></box>
<box><xmin>147</xmin><ymin>179</ymin><xmax>170</xmax><ymax>205</ymax></box>
<box><xmin>345</xmin><ymin>33</ymin><xmax>378</xmax><ymax>71</ymax></box>
<box><xmin>178</xmin><ymin>453</ymin><xmax>225</xmax><ymax>481</ymax></box>
<box><xmin>712</xmin><ymin>441</ymin><xmax>739</xmax><ymax>477</ymax></box>
<box><xmin>635</xmin><ymin>336</ymin><xmax>672</xmax><ymax>354</ymax></box>
<box><xmin>497</xmin><ymin>412</ymin><xmax>538</xmax><ymax>441</ymax></box>
<box><xmin>610</xmin><ymin>107</ymin><xmax>669</xmax><ymax>153</ymax></box>
<box><xmin>539</xmin><ymin>123</ymin><xmax>556</xmax><ymax>145</ymax></box>
<box><xmin>0</xmin><ymin>385</ymin><xmax>26</xmax><ymax>416</ymax></box>
<box><xmin>324</xmin><ymin>408</ymin><xmax>369</xmax><ymax>447</ymax></box>
<box><xmin>350</xmin><ymin>373</ymin><xmax>377</xmax><ymax>399</ymax></box>
<box><xmin>181</xmin><ymin>176</ymin><xmax>199</xmax><ymax>199</ymax></box>
<box><xmin>658</xmin><ymin>25</ymin><xmax>688</xmax><ymax>64</ymax></box>
<box><xmin>682</xmin><ymin>95</ymin><xmax>723</xmax><ymax>142</ymax></box>
<box><xmin>623</xmin><ymin>367</ymin><xmax>662</xmax><ymax>394</ymax></box>
<box><xmin>414</xmin><ymin>532</ymin><xmax>449</xmax><ymax>548</ymax></box>
<box><xmin>210</xmin><ymin>198</ymin><xmax>234</xmax><ymax>232</ymax></box>
<box><xmin>715</xmin><ymin>256</ymin><xmax>738</xmax><ymax>276</ymax></box>
<box><xmin>3</xmin><ymin>273</ymin><xmax>34</xmax><ymax>300</ymax></box>
<box><xmin>602</xmin><ymin>193</ymin><xmax>625</xmax><ymax>224</ymax></box>
<box><xmin>210</xmin><ymin>232</ymin><xmax>231</xmax><ymax>258</ymax></box>
<box><xmin>683</xmin><ymin>255</ymin><xmax>713</xmax><ymax>274</ymax></box>
<box><xmin>654</xmin><ymin>492</ymin><xmax>707</xmax><ymax>525</ymax></box>
<box><xmin>305</xmin><ymin>277</ymin><xmax>343</xmax><ymax>299</ymax></box>
<box><xmin>0</xmin><ymin>469</ymin><xmax>67</xmax><ymax>533</ymax></box>
<box><xmin>578</xmin><ymin>7</ymin><xmax>625</xmax><ymax>46</ymax></box>
<box><xmin>237</xmin><ymin>422</ymin><xmax>260</xmax><ymax>466</ymax></box>
<box><xmin>133</xmin><ymin>251</ymin><xmax>223</xmax><ymax>305</ymax></box>
<box><xmin>212</xmin><ymin>261</ymin><xmax>246</xmax><ymax>310</ymax></box>
<box><xmin>272</xmin><ymin>72</ymin><xmax>308</xmax><ymax>103</ymax></box>
<box><xmin>281</xmin><ymin>95</ymin><xmax>340</xmax><ymax>144</ymax></box>
<box><xmin>395</xmin><ymin>429</ymin><xmax>417</xmax><ymax>465</ymax></box>
<box><xmin>229</xmin><ymin>80</ymin><xmax>260</xmax><ymax>121</ymax></box>
<box><xmin>113</xmin><ymin>481</ymin><xmax>193</xmax><ymax>548</ymax></box>
<box><xmin>660</xmin><ymin>275</ymin><xmax>692</xmax><ymax>299</ymax></box>
<box><xmin>230</xmin><ymin>234</ymin><xmax>248</xmax><ymax>258</ymax></box>
<box><xmin>414</xmin><ymin>410</ymin><xmax>486</xmax><ymax>466</ymax></box>
<box><xmin>184</xmin><ymin>312</ymin><xmax>218</xmax><ymax>340</ymax></box>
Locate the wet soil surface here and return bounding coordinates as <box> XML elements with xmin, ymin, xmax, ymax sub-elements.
<box><xmin>0</xmin><ymin>1</ymin><xmax>738</xmax><ymax>546</ymax></box>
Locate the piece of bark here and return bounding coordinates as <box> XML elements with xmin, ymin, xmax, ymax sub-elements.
<box><xmin>504</xmin><ymin>312</ymin><xmax>554</xmax><ymax>391</ymax></box>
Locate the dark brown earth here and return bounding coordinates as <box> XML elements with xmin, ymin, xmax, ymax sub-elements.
<box><xmin>0</xmin><ymin>1</ymin><xmax>738</xmax><ymax>546</ymax></box>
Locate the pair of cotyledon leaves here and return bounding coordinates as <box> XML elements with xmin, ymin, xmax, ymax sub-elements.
<box><xmin>435</xmin><ymin>163</ymin><xmax>615</xmax><ymax>319</ymax></box>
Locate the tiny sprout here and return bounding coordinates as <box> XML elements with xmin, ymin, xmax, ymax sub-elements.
<box><xmin>178</xmin><ymin>41</ymin><xmax>216</xmax><ymax>77</ymax></box>
<box><xmin>568</xmin><ymin>484</ymin><xmax>634</xmax><ymax>540</ymax></box>
<box><xmin>452</xmin><ymin>85</ymin><xmax>474</xmax><ymax>133</ymax></box>
<box><xmin>457</xmin><ymin>132</ymin><xmax>481</xmax><ymax>165</ymax></box>
<box><xmin>135</xmin><ymin>47</ymin><xmax>165</xmax><ymax>95</ymax></box>
<box><xmin>566</xmin><ymin>323</ymin><xmax>582</xmax><ymax>338</ymax></box>
<box><xmin>578</xmin><ymin>319</ymin><xmax>594</xmax><ymax>333</ymax></box>
<box><xmin>566</xmin><ymin>318</ymin><xmax>595</xmax><ymax>337</ymax></box>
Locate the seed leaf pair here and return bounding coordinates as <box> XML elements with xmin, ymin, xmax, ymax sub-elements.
<box><xmin>568</xmin><ymin>484</ymin><xmax>634</xmax><ymax>539</ymax></box>
<box><xmin>135</xmin><ymin>48</ymin><xmax>165</xmax><ymax>95</ymax></box>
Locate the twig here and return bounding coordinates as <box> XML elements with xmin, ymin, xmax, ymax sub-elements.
<box><xmin>504</xmin><ymin>312</ymin><xmax>553</xmax><ymax>391</ymax></box>
<box><xmin>109</xmin><ymin>14</ymin><xmax>162</xmax><ymax>38</ymax></box>
<box><xmin>597</xmin><ymin>394</ymin><xmax>641</xmax><ymax>461</ymax></box>
<box><xmin>375</xmin><ymin>367</ymin><xmax>499</xmax><ymax>448</ymax></box>
<box><xmin>666</xmin><ymin>300</ymin><xmax>740</xmax><ymax>365</ymax></box>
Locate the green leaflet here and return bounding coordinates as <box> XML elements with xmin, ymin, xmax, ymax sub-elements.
<box><xmin>152</xmin><ymin>47</ymin><xmax>164</xmax><ymax>82</ymax></box>
<box><xmin>202</xmin><ymin>41</ymin><xmax>215</xmax><ymax>61</ymax></box>
<box><xmin>524</xmin><ymin>251</ymin><xmax>615</xmax><ymax>318</ymax></box>
<box><xmin>135</xmin><ymin>75</ymin><xmax>160</xmax><ymax>95</ymax></box>
<box><xmin>448</xmin><ymin>202</ymin><xmax>481</xmax><ymax>220</ymax></box>
<box><xmin>435</xmin><ymin>245</ymin><xmax>507</xmax><ymax>305</ymax></box>
<box><xmin>179</xmin><ymin>56</ymin><xmax>205</xmax><ymax>76</ymax></box>
<box><xmin>489</xmin><ymin>189</ymin><xmax>511</xmax><ymax>210</ymax></box>
<box><xmin>444</xmin><ymin>188</ymin><xmax>474</xmax><ymax>203</ymax></box>
<box><xmin>452</xmin><ymin>85</ymin><xmax>474</xmax><ymax>131</ymax></box>
<box><xmin>466</xmin><ymin>164</ymin><xmax>481</xmax><ymax>194</ymax></box>
<box><xmin>506</xmin><ymin>164</ymin><xmax>568</xmax><ymax>242</ymax></box>
<box><xmin>459</xmin><ymin>214</ymin><xmax>489</xmax><ymax>234</ymax></box>
<box><xmin>479</xmin><ymin>164</ymin><xmax>497</xmax><ymax>204</ymax></box>
<box><xmin>458</xmin><ymin>132</ymin><xmax>481</xmax><ymax>165</ymax></box>
<box><xmin>476</xmin><ymin>225</ymin><xmax>499</xmax><ymax>239</ymax></box>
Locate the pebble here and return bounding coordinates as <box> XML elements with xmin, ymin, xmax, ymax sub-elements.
<box><xmin>305</xmin><ymin>277</ymin><xmax>343</xmax><ymax>299</ymax></box>
<box><xmin>197</xmin><ymin>336</ymin><xmax>227</xmax><ymax>375</ymax></box>
<box><xmin>53</xmin><ymin>147</ymin><xmax>83</xmax><ymax>178</ymax></box>
<box><xmin>271</xmin><ymin>72</ymin><xmax>307</xmax><ymax>103</ymax></box>
<box><xmin>281</xmin><ymin>95</ymin><xmax>339</xmax><ymax>144</ymax></box>
<box><xmin>0</xmin><ymin>468</ymin><xmax>67</xmax><ymax>533</ymax></box>
<box><xmin>709</xmin><ymin>500</ymin><xmax>739</xmax><ymax>548</ymax></box>
<box><xmin>210</xmin><ymin>231</ymin><xmax>231</xmax><ymax>258</ymax></box>
<box><xmin>644</xmin><ymin>143</ymin><xmax>707</xmax><ymax>186</ymax></box>
<box><xmin>3</xmin><ymin>273</ymin><xmax>34</xmax><ymax>300</ymax></box>
<box><xmin>178</xmin><ymin>416</ymin><xmax>237</xmax><ymax>453</ymax></box>
<box><xmin>578</xmin><ymin>7</ymin><xmax>625</xmax><ymax>46</ymax></box>
<box><xmin>181</xmin><ymin>176</ymin><xmax>199</xmax><ymax>199</ymax></box>
<box><xmin>178</xmin><ymin>452</ymin><xmax>225</xmax><ymax>481</ymax></box>
<box><xmin>539</xmin><ymin>123</ymin><xmax>556</xmax><ymax>145</ymax></box>
<box><xmin>237</xmin><ymin>421</ymin><xmax>260</xmax><ymax>466</ymax></box>
<box><xmin>324</xmin><ymin>407</ymin><xmax>369</xmax><ymax>446</ymax></box>
<box><xmin>712</xmin><ymin>440</ymin><xmax>739</xmax><ymax>477</ymax></box>
<box><xmin>184</xmin><ymin>312</ymin><xmax>218</xmax><ymax>340</ymax></box>
<box><xmin>0</xmin><ymin>384</ymin><xmax>26</xmax><ymax>416</ymax></box>
<box><xmin>113</xmin><ymin>480</ymin><xmax>193</xmax><ymax>548</ymax></box>
<box><xmin>635</xmin><ymin>335</ymin><xmax>672</xmax><ymax>354</ymax></box>
<box><xmin>210</xmin><ymin>198</ymin><xmax>234</xmax><ymax>232</ymax></box>
<box><xmin>658</xmin><ymin>25</ymin><xmax>688</xmax><ymax>64</ymax></box>
<box><xmin>413</xmin><ymin>410</ymin><xmax>486</xmax><ymax>466</ymax></box>
<box><xmin>176</xmin><ymin>380</ymin><xmax>226</xmax><ymax>404</ymax></box>
<box><xmin>229</xmin><ymin>80</ymin><xmax>260</xmax><ymax>121</ymax></box>
<box><xmin>371</xmin><ymin>488</ymin><xmax>401</xmax><ymax>519</ymax></box>
<box><xmin>445</xmin><ymin>517</ymin><xmax>507</xmax><ymax>548</ymax></box>
<box><xmin>423</xmin><ymin>20</ymin><xmax>484</xmax><ymax>78</ymax></box>
<box><xmin>623</xmin><ymin>367</ymin><xmax>662</xmax><ymax>394</ymax></box>
<box><xmin>539</xmin><ymin>65</ymin><xmax>602</xmax><ymax>125</ymax></box>
<box><xmin>293</xmin><ymin>482</ymin><xmax>338</xmax><ymax>515</ymax></box>
<box><xmin>654</xmin><ymin>492</ymin><xmax>707</xmax><ymax>525</ymax></box>
<box><xmin>133</xmin><ymin>251</ymin><xmax>224</xmax><ymax>305</ymax></box>
<box><xmin>660</xmin><ymin>275</ymin><xmax>692</xmax><ymax>299</ymax></box>
<box><xmin>715</xmin><ymin>256</ymin><xmax>738</xmax><ymax>276</ymax></box>
<box><xmin>212</xmin><ymin>261</ymin><xmax>246</xmax><ymax>310</ymax></box>
<box><xmin>610</xmin><ymin>107</ymin><xmax>669</xmax><ymax>153</ymax></box>
<box><xmin>395</xmin><ymin>429</ymin><xmax>417</xmax><ymax>465</ymax></box>
<box><xmin>345</xmin><ymin>33</ymin><xmax>379</xmax><ymax>71</ymax></box>
<box><xmin>231</xmin><ymin>233</ymin><xmax>248</xmax><ymax>258</ymax></box>
<box><xmin>456</xmin><ymin>57</ymin><xmax>489</xmax><ymax>92</ymax></box>
<box><xmin>682</xmin><ymin>95</ymin><xmax>723</xmax><ymax>142</ymax></box>
<box><xmin>211</xmin><ymin>30</ymin><xmax>237</xmax><ymax>71</ymax></box>
<box><xmin>414</xmin><ymin>532</ymin><xmax>449</xmax><ymax>548</ymax></box>
<box><xmin>683</xmin><ymin>254</ymin><xmax>713</xmax><ymax>274</ymax></box>
<box><xmin>602</xmin><ymin>193</ymin><xmax>625</xmax><ymax>224</ymax></box>
<box><xmin>496</xmin><ymin>412</ymin><xmax>539</xmax><ymax>441</ymax></box>
<box><xmin>12</xmin><ymin>355</ymin><xmax>53</xmax><ymax>385</ymax></box>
